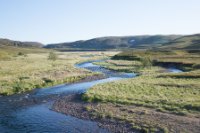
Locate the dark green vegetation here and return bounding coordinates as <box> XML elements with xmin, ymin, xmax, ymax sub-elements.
<box><xmin>83</xmin><ymin>50</ymin><xmax>200</xmax><ymax>132</ymax></box>
<box><xmin>48</xmin><ymin>51</ymin><xmax>58</xmax><ymax>61</ymax></box>
<box><xmin>112</xmin><ymin>49</ymin><xmax>200</xmax><ymax>71</ymax></box>
<box><xmin>45</xmin><ymin>35</ymin><xmax>180</xmax><ymax>50</ymax></box>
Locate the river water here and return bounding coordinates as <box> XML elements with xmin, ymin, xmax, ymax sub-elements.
<box><xmin>0</xmin><ymin>60</ymin><xmax>136</xmax><ymax>133</ymax></box>
<box><xmin>0</xmin><ymin>60</ymin><xmax>182</xmax><ymax>133</ymax></box>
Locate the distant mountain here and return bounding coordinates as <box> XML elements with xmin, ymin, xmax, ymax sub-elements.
<box><xmin>0</xmin><ymin>38</ymin><xmax>43</xmax><ymax>48</ymax></box>
<box><xmin>3</xmin><ymin>34</ymin><xmax>199</xmax><ymax>51</ymax></box>
<box><xmin>45</xmin><ymin>35</ymin><xmax>181</xmax><ymax>50</ymax></box>
<box><xmin>160</xmin><ymin>34</ymin><xmax>200</xmax><ymax>50</ymax></box>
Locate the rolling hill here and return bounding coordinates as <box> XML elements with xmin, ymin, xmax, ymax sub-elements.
<box><xmin>0</xmin><ymin>39</ymin><xmax>47</xmax><ymax>57</ymax></box>
<box><xmin>0</xmin><ymin>38</ymin><xmax>43</xmax><ymax>48</ymax></box>
<box><xmin>44</xmin><ymin>35</ymin><xmax>181</xmax><ymax>50</ymax></box>
<box><xmin>1</xmin><ymin>34</ymin><xmax>199</xmax><ymax>52</ymax></box>
<box><xmin>160</xmin><ymin>34</ymin><xmax>200</xmax><ymax>50</ymax></box>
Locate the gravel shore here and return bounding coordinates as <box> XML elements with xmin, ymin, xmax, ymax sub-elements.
<box><xmin>52</xmin><ymin>94</ymin><xmax>139</xmax><ymax>133</ymax></box>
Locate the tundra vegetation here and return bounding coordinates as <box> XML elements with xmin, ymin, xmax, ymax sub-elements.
<box><xmin>1</xmin><ymin>42</ymin><xmax>200</xmax><ymax>132</ymax></box>
<box><xmin>0</xmin><ymin>49</ymin><xmax>117</xmax><ymax>95</ymax></box>
<box><xmin>48</xmin><ymin>51</ymin><xmax>58</xmax><ymax>61</ymax></box>
<box><xmin>83</xmin><ymin>50</ymin><xmax>200</xmax><ymax>132</ymax></box>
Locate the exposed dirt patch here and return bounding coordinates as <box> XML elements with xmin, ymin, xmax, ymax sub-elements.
<box><xmin>53</xmin><ymin>94</ymin><xmax>200</xmax><ymax>133</ymax></box>
<box><xmin>52</xmin><ymin>94</ymin><xmax>139</xmax><ymax>133</ymax></box>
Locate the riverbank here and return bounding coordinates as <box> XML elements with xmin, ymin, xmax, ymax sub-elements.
<box><xmin>53</xmin><ymin>50</ymin><xmax>200</xmax><ymax>133</ymax></box>
<box><xmin>0</xmin><ymin>73</ymin><xmax>106</xmax><ymax>111</ymax></box>
<box><xmin>0</xmin><ymin>76</ymin><xmax>112</xmax><ymax>132</ymax></box>
<box><xmin>53</xmin><ymin>94</ymin><xmax>200</xmax><ymax>133</ymax></box>
<box><xmin>0</xmin><ymin>51</ymin><xmax>118</xmax><ymax>95</ymax></box>
<box><xmin>0</xmin><ymin>57</ymin><xmax>133</xmax><ymax>133</ymax></box>
<box><xmin>53</xmin><ymin>94</ymin><xmax>137</xmax><ymax>133</ymax></box>
<box><xmin>1</xmin><ymin>50</ymin><xmax>199</xmax><ymax>132</ymax></box>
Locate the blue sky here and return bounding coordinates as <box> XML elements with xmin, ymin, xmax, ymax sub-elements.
<box><xmin>0</xmin><ymin>0</ymin><xmax>200</xmax><ymax>44</ymax></box>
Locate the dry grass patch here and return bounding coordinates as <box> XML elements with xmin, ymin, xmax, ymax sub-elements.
<box><xmin>0</xmin><ymin>51</ymin><xmax>117</xmax><ymax>95</ymax></box>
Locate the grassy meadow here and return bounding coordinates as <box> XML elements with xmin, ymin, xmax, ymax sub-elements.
<box><xmin>1</xmin><ymin>46</ymin><xmax>200</xmax><ymax>132</ymax></box>
<box><xmin>83</xmin><ymin>50</ymin><xmax>200</xmax><ymax>132</ymax></box>
<box><xmin>0</xmin><ymin>49</ymin><xmax>117</xmax><ymax>95</ymax></box>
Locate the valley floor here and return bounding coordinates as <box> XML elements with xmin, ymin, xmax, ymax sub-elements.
<box><xmin>1</xmin><ymin>49</ymin><xmax>200</xmax><ymax>132</ymax></box>
<box><xmin>0</xmin><ymin>51</ymin><xmax>117</xmax><ymax>95</ymax></box>
<box><xmin>53</xmin><ymin>94</ymin><xmax>200</xmax><ymax>133</ymax></box>
<box><xmin>54</xmin><ymin>50</ymin><xmax>200</xmax><ymax>133</ymax></box>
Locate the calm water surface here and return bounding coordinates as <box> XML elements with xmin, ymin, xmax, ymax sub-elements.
<box><xmin>0</xmin><ymin>60</ymin><xmax>182</xmax><ymax>133</ymax></box>
<box><xmin>0</xmin><ymin>60</ymin><xmax>136</xmax><ymax>133</ymax></box>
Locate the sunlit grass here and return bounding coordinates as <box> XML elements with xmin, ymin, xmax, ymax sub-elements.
<box><xmin>83</xmin><ymin>50</ymin><xmax>200</xmax><ymax>115</ymax></box>
<box><xmin>0</xmin><ymin>51</ymin><xmax>118</xmax><ymax>95</ymax></box>
<box><xmin>84</xmin><ymin>74</ymin><xmax>200</xmax><ymax>113</ymax></box>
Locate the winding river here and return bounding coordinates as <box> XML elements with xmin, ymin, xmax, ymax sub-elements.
<box><xmin>0</xmin><ymin>60</ymin><xmax>136</xmax><ymax>133</ymax></box>
<box><xmin>0</xmin><ymin>60</ymin><xmax>183</xmax><ymax>133</ymax></box>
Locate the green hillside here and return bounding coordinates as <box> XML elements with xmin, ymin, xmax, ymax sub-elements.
<box><xmin>0</xmin><ymin>39</ymin><xmax>47</xmax><ymax>60</ymax></box>
<box><xmin>0</xmin><ymin>38</ymin><xmax>43</xmax><ymax>48</ymax></box>
<box><xmin>45</xmin><ymin>35</ymin><xmax>180</xmax><ymax>50</ymax></box>
<box><xmin>160</xmin><ymin>34</ymin><xmax>200</xmax><ymax>50</ymax></box>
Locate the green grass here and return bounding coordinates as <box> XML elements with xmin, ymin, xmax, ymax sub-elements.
<box><xmin>84</xmin><ymin>103</ymin><xmax>171</xmax><ymax>132</ymax></box>
<box><xmin>83</xmin><ymin>50</ymin><xmax>200</xmax><ymax>114</ymax></box>
<box><xmin>94</xmin><ymin>59</ymin><xmax>141</xmax><ymax>73</ymax></box>
<box><xmin>83</xmin><ymin>74</ymin><xmax>200</xmax><ymax>113</ymax></box>
<box><xmin>82</xmin><ymin>50</ymin><xmax>200</xmax><ymax>132</ymax></box>
<box><xmin>0</xmin><ymin>45</ymin><xmax>49</xmax><ymax>55</ymax></box>
<box><xmin>160</xmin><ymin>34</ymin><xmax>200</xmax><ymax>50</ymax></box>
<box><xmin>112</xmin><ymin>50</ymin><xmax>200</xmax><ymax>71</ymax></box>
<box><xmin>0</xmin><ymin>50</ymin><xmax>118</xmax><ymax>95</ymax></box>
